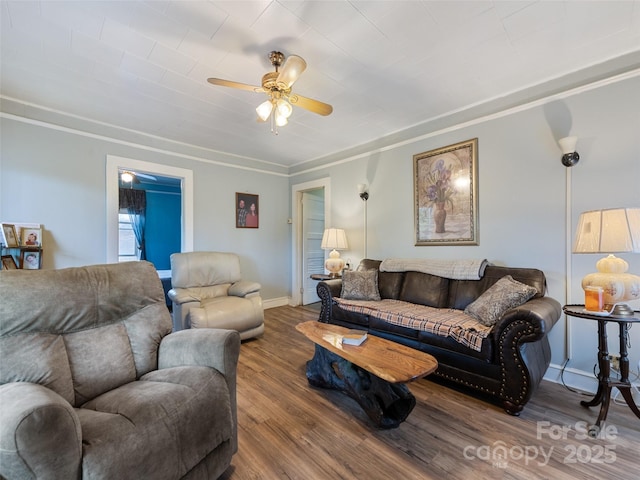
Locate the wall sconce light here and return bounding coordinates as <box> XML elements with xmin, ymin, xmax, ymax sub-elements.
<box><xmin>358</xmin><ymin>183</ymin><xmax>369</xmax><ymax>201</ymax></box>
<box><xmin>559</xmin><ymin>136</ymin><xmax>580</xmax><ymax>167</ymax></box>
<box><xmin>357</xmin><ymin>184</ymin><xmax>369</xmax><ymax>258</ymax></box>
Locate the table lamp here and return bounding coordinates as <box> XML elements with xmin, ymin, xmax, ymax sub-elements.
<box><xmin>573</xmin><ymin>208</ymin><xmax>640</xmax><ymax>315</ymax></box>
<box><xmin>321</xmin><ymin>228</ymin><xmax>348</xmax><ymax>277</ymax></box>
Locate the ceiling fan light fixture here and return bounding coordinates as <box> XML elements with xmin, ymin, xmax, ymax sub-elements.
<box><xmin>207</xmin><ymin>50</ymin><xmax>332</xmax><ymax>135</ymax></box>
<box><xmin>256</xmin><ymin>100</ymin><xmax>273</xmax><ymax>122</ymax></box>
<box><xmin>276</xmin><ymin>98</ymin><xmax>293</xmax><ymax>118</ymax></box>
<box><xmin>275</xmin><ymin>113</ymin><xmax>288</xmax><ymax>127</ymax></box>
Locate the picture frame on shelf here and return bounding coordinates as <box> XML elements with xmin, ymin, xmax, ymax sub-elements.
<box><xmin>413</xmin><ymin>138</ymin><xmax>479</xmax><ymax>246</ymax></box>
<box><xmin>1</xmin><ymin>255</ymin><xmax>18</xmax><ymax>270</ymax></box>
<box><xmin>236</xmin><ymin>193</ymin><xmax>259</xmax><ymax>229</ymax></box>
<box><xmin>1</xmin><ymin>223</ymin><xmax>19</xmax><ymax>248</ymax></box>
<box><xmin>21</xmin><ymin>250</ymin><xmax>41</xmax><ymax>270</ymax></box>
<box><xmin>20</xmin><ymin>227</ymin><xmax>42</xmax><ymax>247</ymax></box>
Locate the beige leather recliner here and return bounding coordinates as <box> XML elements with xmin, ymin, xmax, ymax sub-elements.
<box><xmin>169</xmin><ymin>252</ymin><xmax>265</xmax><ymax>340</ymax></box>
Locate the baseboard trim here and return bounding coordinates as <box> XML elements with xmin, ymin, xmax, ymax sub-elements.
<box><xmin>263</xmin><ymin>297</ymin><xmax>290</xmax><ymax>310</ymax></box>
<box><xmin>544</xmin><ymin>362</ymin><xmax>598</xmax><ymax>395</ymax></box>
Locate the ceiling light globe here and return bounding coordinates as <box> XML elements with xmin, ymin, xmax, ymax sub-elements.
<box><xmin>276</xmin><ymin>99</ymin><xmax>293</xmax><ymax>118</ymax></box>
<box><xmin>275</xmin><ymin>113</ymin><xmax>288</xmax><ymax>127</ymax></box>
<box><xmin>256</xmin><ymin>100</ymin><xmax>273</xmax><ymax>121</ymax></box>
<box><xmin>121</xmin><ymin>172</ymin><xmax>134</xmax><ymax>183</ymax></box>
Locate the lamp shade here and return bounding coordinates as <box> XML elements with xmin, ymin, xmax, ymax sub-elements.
<box><xmin>558</xmin><ymin>136</ymin><xmax>578</xmax><ymax>154</ymax></box>
<box><xmin>573</xmin><ymin>208</ymin><xmax>640</xmax><ymax>253</ymax></box>
<box><xmin>321</xmin><ymin>228</ymin><xmax>348</xmax><ymax>250</ymax></box>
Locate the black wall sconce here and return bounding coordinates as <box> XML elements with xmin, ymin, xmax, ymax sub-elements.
<box><xmin>358</xmin><ymin>183</ymin><xmax>369</xmax><ymax>201</ymax></box>
<box><xmin>559</xmin><ymin>136</ymin><xmax>579</xmax><ymax>167</ymax></box>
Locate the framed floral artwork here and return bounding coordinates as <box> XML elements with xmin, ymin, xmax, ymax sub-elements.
<box><xmin>414</xmin><ymin>138</ymin><xmax>478</xmax><ymax>246</ymax></box>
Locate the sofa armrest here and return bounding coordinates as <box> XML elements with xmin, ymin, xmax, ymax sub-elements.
<box><xmin>158</xmin><ymin>329</ymin><xmax>241</xmax><ymax>452</ymax></box>
<box><xmin>491</xmin><ymin>296</ymin><xmax>561</xmax><ymax>414</ymax></box>
<box><xmin>492</xmin><ymin>297</ymin><xmax>562</xmax><ymax>344</ymax></box>
<box><xmin>316</xmin><ymin>279</ymin><xmax>343</xmax><ymax>323</ymax></box>
<box><xmin>228</xmin><ymin>280</ymin><xmax>261</xmax><ymax>297</ymax></box>
<box><xmin>0</xmin><ymin>383</ymin><xmax>82</xmax><ymax>480</ymax></box>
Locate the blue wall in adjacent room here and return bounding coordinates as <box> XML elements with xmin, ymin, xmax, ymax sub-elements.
<box><xmin>145</xmin><ymin>187</ymin><xmax>181</xmax><ymax>270</ymax></box>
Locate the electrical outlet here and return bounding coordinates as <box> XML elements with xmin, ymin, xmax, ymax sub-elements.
<box><xmin>608</xmin><ymin>354</ymin><xmax>620</xmax><ymax>371</ymax></box>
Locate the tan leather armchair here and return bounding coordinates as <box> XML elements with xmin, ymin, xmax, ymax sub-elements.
<box><xmin>169</xmin><ymin>252</ymin><xmax>265</xmax><ymax>340</ymax></box>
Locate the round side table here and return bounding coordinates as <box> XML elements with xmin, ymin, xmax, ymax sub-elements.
<box><xmin>563</xmin><ymin>305</ymin><xmax>640</xmax><ymax>437</ymax></box>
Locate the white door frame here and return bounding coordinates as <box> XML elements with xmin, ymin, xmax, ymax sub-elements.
<box><xmin>290</xmin><ymin>177</ymin><xmax>331</xmax><ymax>306</ymax></box>
<box><xmin>106</xmin><ymin>155</ymin><xmax>194</xmax><ymax>263</ymax></box>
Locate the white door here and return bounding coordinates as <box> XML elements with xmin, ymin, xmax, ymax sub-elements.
<box><xmin>302</xmin><ymin>190</ymin><xmax>325</xmax><ymax>304</ymax></box>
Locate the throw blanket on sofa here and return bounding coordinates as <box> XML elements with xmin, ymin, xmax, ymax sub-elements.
<box><xmin>334</xmin><ymin>298</ymin><xmax>492</xmax><ymax>351</ymax></box>
<box><xmin>379</xmin><ymin>258</ymin><xmax>489</xmax><ymax>280</ymax></box>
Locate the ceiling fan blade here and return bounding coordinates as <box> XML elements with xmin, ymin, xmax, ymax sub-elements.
<box><xmin>288</xmin><ymin>94</ymin><xmax>333</xmax><ymax>116</ymax></box>
<box><xmin>207</xmin><ymin>78</ymin><xmax>264</xmax><ymax>93</ymax></box>
<box><xmin>276</xmin><ymin>55</ymin><xmax>307</xmax><ymax>89</ymax></box>
<box><xmin>134</xmin><ymin>172</ymin><xmax>157</xmax><ymax>181</ymax></box>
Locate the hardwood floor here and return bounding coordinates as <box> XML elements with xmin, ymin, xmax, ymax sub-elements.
<box><xmin>219</xmin><ymin>305</ymin><xmax>640</xmax><ymax>480</ymax></box>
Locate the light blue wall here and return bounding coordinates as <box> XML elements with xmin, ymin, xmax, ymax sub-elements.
<box><xmin>289</xmin><ymin>74</ymin><xmax>640</xmax><ymax>388</ymax></box>
<box><xmin>0</xmin><ymin>119</ymin><xmax>291</xmax><ymax>301</ymax></box>
<box><xmin>1</xmin><ymin>73</ymin><xmax>638</xmax><ymax>391</ymax></box>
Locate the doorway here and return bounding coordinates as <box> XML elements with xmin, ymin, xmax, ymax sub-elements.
<box><xmin>106</xmin><ymin>155</ymin><xmax>194</xmax><ymax>264</ymax></box>
<box><xmin>291</xmin><ymin>178</ymin><xmax>331</xmax><ymax>306</ymax></box>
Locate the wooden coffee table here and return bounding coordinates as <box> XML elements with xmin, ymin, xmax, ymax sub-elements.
<box><xmin>296</xmin><ymin>321</ymin><xmax>438</xmax><ymax>428</ymax></box>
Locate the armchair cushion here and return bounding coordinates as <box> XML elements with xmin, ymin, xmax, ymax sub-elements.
<box><xmin>0</xmin><ymin>334</ymin><xmax>75</xmax><ymax>405</ymax></box>
<box><xmin>79</xmin><ymin>367</ymin><xmax>232</xmax><ymax>479</ymax></box>
<box><xmin>171</xmin><ymin>251</ymin><xmax>241</xmax><ymax>288</ymax></box>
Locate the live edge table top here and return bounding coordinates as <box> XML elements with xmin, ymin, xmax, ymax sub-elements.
<box><xmin>296</xmin><ymin>321</ymin><xmax>438</xmax><ymax>384</ymax></box>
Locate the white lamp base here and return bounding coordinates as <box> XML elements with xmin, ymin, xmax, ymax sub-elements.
<box><xmin>325</xmin><ymin>249</ymin><xmax>345</xmax><ymax>278</ymax></box>
<box><xmin>582</xmin><ymin>254</ymin><xmax>640</xmax><ymax>316</ymax></box>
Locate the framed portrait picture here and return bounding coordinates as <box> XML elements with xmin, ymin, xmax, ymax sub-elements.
<box><xmin>1</xmin><ymin>223</ymin><xmax>19</xmax><ymax>247</ymax></box>
<box><xmin>414</xmin><ymin>138</ymin><xmax>478</xmax><ymax>246</ymax></box>
<box><xmin>21</xmin><ymin>227</ymin><xmax>42</xmax><ymax>247</ymax></box>
<box><xmin>21</xmin><ymin>250</ymin><xmax>41</xmax><ymax>270</ymax></box>
<box><xmin>236</xmin><ymin>193</ymin><xmax>259</xmax><ymax>229</ymax></box>
<box><xmin>1</xmin><ymin>255</ymin><xmax>18</xmax><ymax>270</ymax></box>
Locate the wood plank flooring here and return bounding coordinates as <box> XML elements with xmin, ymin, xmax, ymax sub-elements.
<box><xmin>219</xmin><ymin>305</ymin><xmax>640</xmax><ymax>480</ymax></box>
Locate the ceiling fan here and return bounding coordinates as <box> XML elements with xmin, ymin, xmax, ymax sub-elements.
<box><xmin>207</xmin><ymin>51</ymin><xmax>333</xmax><ymax>133</ymax></box>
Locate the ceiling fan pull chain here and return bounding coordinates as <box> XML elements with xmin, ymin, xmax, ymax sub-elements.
<box><xmin>271</xmin><ymin>107</ymin><xmax>278</xmax><ymax>135</ymax></box>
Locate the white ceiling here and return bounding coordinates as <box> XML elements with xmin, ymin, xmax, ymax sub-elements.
<box><xmin>1</xmin><ymin>1</ymin><xmax>639</xmax><ymax>170</ymax></box>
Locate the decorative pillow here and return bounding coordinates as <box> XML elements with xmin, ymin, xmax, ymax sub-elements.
<box><xmin>464</xmin><ymin>275</ymin><xmax>537</xmax><ymax>327</ymax></box>
<box><xmin>341</xmin><ymin>270</ymin><xmax>381</xmax><ymax>301</ymax></box>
